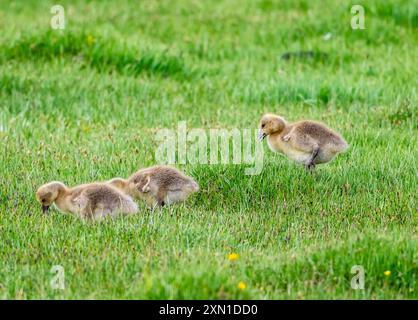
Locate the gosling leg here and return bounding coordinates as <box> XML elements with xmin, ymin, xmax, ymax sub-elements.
<box><xmin>305</xmin><ymin>145</ymin><xmax>320</xmax><ymax>171</ymax></box>
<box><xmin>156</xmin><ymin>189</ymin><xmax>167</xmax><ymax>208</ymax></box>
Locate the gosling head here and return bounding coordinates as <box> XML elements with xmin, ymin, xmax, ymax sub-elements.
<box><xmin>35</xmin><ymin>181</ymin><xmax>66</xmax><ymax>213</ymax></box>
<box><xmin>258</xmin><ymin>114</ymin><xmax>287</xmax><ymax>140</ymax></box>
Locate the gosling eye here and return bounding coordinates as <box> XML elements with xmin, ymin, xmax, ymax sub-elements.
<box><xmin>261</xmin><ymin>124</ymin><xmax>265</xmax><ymax>128</ymax></box>
<box><xmin>41</xmin><ymin>199</ymin><xmax>46</xmax><ymax>203</ymax></box>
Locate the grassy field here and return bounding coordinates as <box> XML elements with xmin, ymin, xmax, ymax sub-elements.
<box><xmin>0</xmin><ymin>0</ymin><xmax>417</xmax><ymax>299</ymax></box>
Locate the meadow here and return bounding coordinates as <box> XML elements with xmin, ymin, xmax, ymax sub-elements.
<box><xmin>0</xmin><ymin>0</ymin><xmax>417</xmax><ymax>299</ymax></box>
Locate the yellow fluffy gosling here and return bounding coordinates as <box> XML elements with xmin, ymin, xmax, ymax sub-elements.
<box><xmin>108</xmin><ymin>165</ymin><xmax>199</xmax><ymax>208</ymax></box>
<box><xmin>258</xmin><ymin>113</ymin><xmax>348</xmax><ymax>169</ymax></box>
<box><xmin>35</xmin><ymin>181</ymin><xmax>138</xmax><ymax>219</ymax></box>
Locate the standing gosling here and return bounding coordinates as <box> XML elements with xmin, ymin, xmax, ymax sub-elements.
<box><xmin>35</xmin><ymin>181</ymin><xmax>138</xmax><ymax>219</ymax></box>
<box><xmin>258</xmin><ymin>114</ymin><xmax>348</xmax><ymax>169</ymax></box>
<box><xmin>108</xmin><ymin>165</ymin><xmax>199</xmax><ymax>207</ymax></box>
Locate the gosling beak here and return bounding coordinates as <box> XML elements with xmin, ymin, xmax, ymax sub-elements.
<box><xmin>258</xmin><ymin>130</ymin><xmax>266</xmax><ymax>141</ymax></box>
<box><xmin>42</xmin><ymin>205</ymin><xmax>50</xmax><ymax>213</ymax></box>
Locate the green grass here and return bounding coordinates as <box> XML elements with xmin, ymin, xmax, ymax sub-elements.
<box><xmin>0</xmin><ymin>0</ymin><xmax>417</xmax><ymax>299</ymax></box>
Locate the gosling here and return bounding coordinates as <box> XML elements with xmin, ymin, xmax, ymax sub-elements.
<box><xmin>35</xmin><ymin>181</ymin><xmax>138</xmax><ymax>219</ymax></box>
<box><xmin>108</xmin><ymin>165</ymin><xmax>199</xmax><ymax>208</ymax></box>
<box><xmin>258</xmin><ymin>114</ymin><xmax>348</xmax><ymax>169</ymax></box>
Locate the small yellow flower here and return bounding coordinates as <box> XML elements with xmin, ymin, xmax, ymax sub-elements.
<box><xmin>228</xmin><ymin>253</ymin><xmax>239</xmax><ymax>261</ymax></box>
<box><xmin>237</xmin><ymin>281</ymin><xmax>246</xmax><ymax>290</ymax></box>
<box><xmin>86</xmin><ymin>35</ymin><xmax>95</xmax><ymax>46</ymax></box>
<box><xmin>384</xmin><ymin>270</ymin><xmax>391</xmax><ymax>276</ymax></box>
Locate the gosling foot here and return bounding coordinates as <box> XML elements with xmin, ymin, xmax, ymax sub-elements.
<box><xmin>305</xmin><ymin>163</ymin><xmax>316</xmax><ymax>171</ymax></box>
